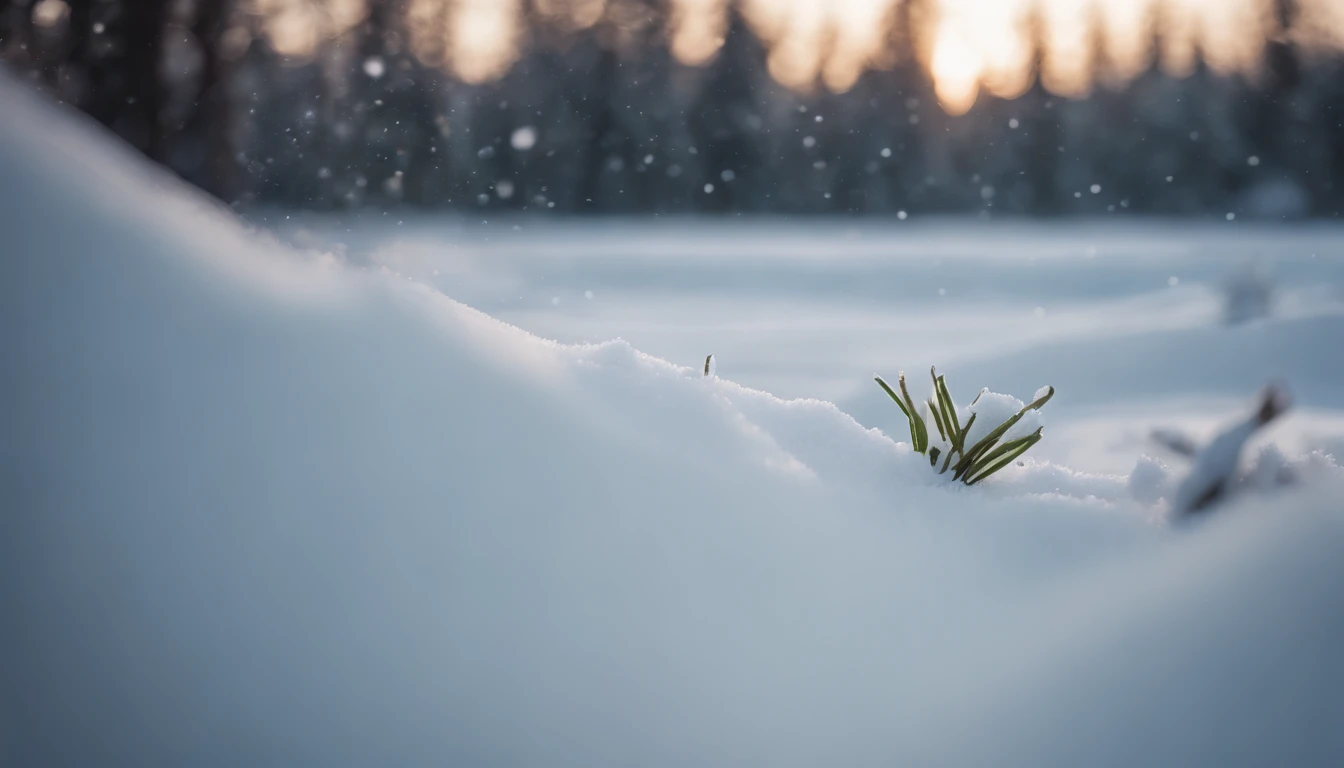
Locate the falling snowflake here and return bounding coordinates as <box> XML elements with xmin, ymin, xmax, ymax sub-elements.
<box><xmin>511</xmin><ymin>127</ymin><xmax>537</xmax><ymax>151</ymax></box>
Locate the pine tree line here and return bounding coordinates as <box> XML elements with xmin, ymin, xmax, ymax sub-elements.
<box><xmin>3</xmin><ymin>0</ymin><xmax>1343</xmax><ymax>217</ymax></box>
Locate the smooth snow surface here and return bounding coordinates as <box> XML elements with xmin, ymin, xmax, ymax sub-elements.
<box><xmin>4</xmin><ymin>74</ymin><xmax>1344</xmax><ymax>767</ymax></box>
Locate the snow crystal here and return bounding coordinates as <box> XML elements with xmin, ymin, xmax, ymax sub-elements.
<box><xmin>362</xmin><ymin>57</ymin><xmax>386</xmax><ymax>79</ymax></box>
<box><xmin>803</xmin><ymin>136</ymin><xmax>816</xmax><ymax>148</ymax></box>
<box><xmin>703</xmin><ymin>183</ymin><xmax>714</xmax><ymax>194</ymax></box>
<box><xmin>880</xmin><ymin>147</ymin><xmax>892</xmax><ymax>158</ymax></box>
<box><xmin>495</xmin><ymin>179</ymin><xmax>515</xmax><ymax>200</ymax></box>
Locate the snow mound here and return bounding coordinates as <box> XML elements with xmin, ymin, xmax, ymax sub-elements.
<box><xmin>4</xmin><ymin>72</ymin><xmax>1344</xmax><ymax>767</ymax></box>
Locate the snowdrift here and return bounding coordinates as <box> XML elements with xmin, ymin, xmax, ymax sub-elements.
<box><xmin>3</xmin><ymin>73</ymin><xmax>1344</xmax><ymax>767</ymax></box>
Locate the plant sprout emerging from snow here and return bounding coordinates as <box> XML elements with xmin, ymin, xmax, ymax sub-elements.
<box><xmin>875</xmin><ymin>368</ymin><xmax>1054</xmax><ymax>485</ymax></box>
<box><xmin>1155</xmin><ymin>384</ymin><xmax>1292</xmax><ymax>516</ymax></box>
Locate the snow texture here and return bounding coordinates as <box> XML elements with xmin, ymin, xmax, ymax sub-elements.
<box><xmin>3</xmin><ymin>73</ymin><xmax>1344</xmax><ymax>767</ymax></box>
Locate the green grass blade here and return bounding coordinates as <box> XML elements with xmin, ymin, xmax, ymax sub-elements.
<box><xmin>939</xmin><ymin>446</ymin><xmax>956</xmax><ymax>474</ymax></box>
<box><xmin>881</xmin><ymin>370</ymin><xmax>1052</xmax><ymax>483</ymax></box>
<box><xmin>1026</xmin><ymin>386</ymin><xmax>1055</xmax><ymax>411</ymax></box>
<box><xmin>966</xmin><ymin>436</ymin><xmax>1042</xmax><ymax>485</ymax></box>
<box><xmin>898</xmin><ymin>373</ymin><xmax>928</xmax><ymax>453</ymax></box>
<box><xmin>877</xmin><ymin>375</ymin><xmax>927</xmax><ymax>452</ymax></box>
<box><xmin>953</xmin><ymin>411</ymin><xmax>1026</xmax><ymax>477</ymax></box>
<box><xmin>952</xmin><ymin>387</ymin><xmax>1053</xmax><ymax>478</ymax></box>
<box><xmin>875</xmin><ymin>376</ymin><xmax>911</xmax><ymax>420</ymax></box>
<box><xmin>940</xmin><ymin>412</ymin><xmax>976</xmax><ymax>474</ymax></box>
<box><xmin>927</xmin><ymin>398</ymin><xmax>947</xmax><ymax>442</ymax></box>
<box><xmin>933</xmin><ymin>369</ymin><xmax>962</xmax><ymax>446</ymax></box>
<box><xmin>957</xmin><ymin>412</ymin><xmax>977</xmax><ymax>451</ymax></box>
<box><xmin>965</xmin><ymin>429</ymin><xmax>1043</xmax><ymax>485</ymax></box>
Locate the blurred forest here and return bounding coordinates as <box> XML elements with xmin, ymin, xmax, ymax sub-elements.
<box><xmin>2</xmin><ymin>0</ymin><xmax>1343</xmax><ymax>217</ymax></box>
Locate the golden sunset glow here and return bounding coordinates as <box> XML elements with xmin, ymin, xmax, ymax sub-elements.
<box><xmin>449</xmin><ymin>0</ymin><xmax>523</xmax><ymax>83</ymax></box>
<box><xmin>253</xmin><ymin>0</ymin><xmax>1344</xmax><ymax>110</ymax></box>
<box><xmin>930</xmin><ymin>20</ymin><xmax>982</xmax><ymax>115</ymax></box>
<box><xmin>252</xmin><ymin>0</ymin><xmax>367</xmax><ymax>58</ymax></box>
<box><xmin>671</xmin><ymin>0</ymin><xmax>729</xmax><ymax>66</ymax></box>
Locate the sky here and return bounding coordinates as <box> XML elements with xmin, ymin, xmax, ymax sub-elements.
<box><xmin>253</xmin><ymin>0</ymin><xmax>1344</xmax><ymax>114</ymax></box>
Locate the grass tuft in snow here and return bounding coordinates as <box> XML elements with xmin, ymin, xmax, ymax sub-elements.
<box><xmin>876</xmin><ymin>367</ymin><xmax>1054</xmax><ymax>485</ymax></box>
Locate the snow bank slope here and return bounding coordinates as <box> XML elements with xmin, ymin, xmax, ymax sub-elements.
<box><xmin>3</xmin><ymin>74</ymin><xmax>1344</xmax><ymax>767</ymax></box>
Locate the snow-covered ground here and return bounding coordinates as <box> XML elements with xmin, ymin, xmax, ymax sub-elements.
<box><xmin>5</xmin><ymin>72</ymin><xmax>1344</xmax><ymax>766</ymax></box>
<box><xmin>264</xmin><ymin>211</ymin><xmax>1344</xmax><ymax>476</ymax></box>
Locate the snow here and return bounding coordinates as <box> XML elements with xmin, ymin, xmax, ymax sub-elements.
<box><xmin>1171</xmin><ymin>387</ymin><xmax>1292</xmax><ymax>514</ymax></box>
<box><xmin>510</xmin><ymin>126</ymin><xmax>538</xmax><ymax>151</ymax></box>
<box><xmin>965</xmin><ymin>390</ymin><xmax>1031</xmax><ymax>446</ymax></box>
<box><xmin>4</xmin><ymin>73</ymin><xmax>1344</xmax><ymax>766</ymax></box>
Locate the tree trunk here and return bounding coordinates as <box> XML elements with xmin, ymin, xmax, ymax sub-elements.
<box><xmin>121</xmin><ymin>0</ymin><xmax>169</xmax><ymax>161</ymax></box>
<box><xmin>178</xmin><ymin>1</ymin><xmax>235</xmax><ymax>200</ymax></box>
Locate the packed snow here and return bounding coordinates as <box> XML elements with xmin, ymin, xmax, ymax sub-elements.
<box><xmin>4</xmin><ymin>73</ymin><xmax>1344</xmax><ymax>766</ymax></box>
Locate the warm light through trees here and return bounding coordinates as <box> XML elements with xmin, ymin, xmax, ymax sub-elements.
<box><xmin>247</xmin><ymin>0</ymin><xmax>1344</xmax><ymax>111</ymax></box>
